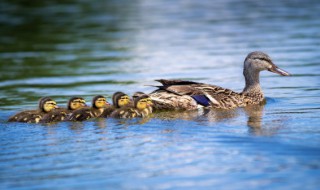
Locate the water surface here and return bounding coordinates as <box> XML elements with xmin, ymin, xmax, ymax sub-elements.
<box><xmin>1</xmin><ymin>0</ymin><xmax>320</xmax><ymax>189</ymax></box>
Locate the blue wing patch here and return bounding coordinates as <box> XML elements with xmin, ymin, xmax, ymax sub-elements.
<box><xmin>191</xmin><ymin>95</ymin><xmax>210</xmax><ymax>107</ymax></box>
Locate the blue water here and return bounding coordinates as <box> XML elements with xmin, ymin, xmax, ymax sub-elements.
<box><xmin>1</xmin><ymin>0</ymin><xmax>320</xmax><ymax>189</ymax></box>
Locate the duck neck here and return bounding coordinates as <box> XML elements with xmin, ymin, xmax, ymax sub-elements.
<box><xmin>242</xmin><ymin>68</ymin><xmax>263</xmax><ymax>95</ymax></box>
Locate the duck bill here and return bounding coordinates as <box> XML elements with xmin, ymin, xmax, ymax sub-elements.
<box><xmin>268</xmin><ymin>63</ymin><xmax>291</xmax><ymax>76</ymax></box>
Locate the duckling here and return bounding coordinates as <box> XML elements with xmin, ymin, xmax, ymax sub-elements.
<box><xmin>8</xmin><ymin>97</ymin><xmax>58</xmax><ymax>123</ymax></box>
<box><xmin>149</xmin><ymin>51</ymin><xmax>291</xmax><ymax>110</ymax></box>
<box><xmin>132</xmin><ymin>91</ymin><xmax>153</xmax><ymax>115</ymax></box>
<box><xmin>41</xmin><ymin>97</ymin><xmax>87</xmax><ymax>123</ymax></box>
<box><xmin>110</xmin><ymin>94</ymin><xmax>152</xmax><ymax>118</ymax></box>
<box><xmin>68</xmin><ymin>95</ymin><xmax>109</xmax><ymax>121</ymax></box>
<box><xmin>100</xmin><ymin>92</ymin><xmax>131</xmax><ymax>117</ymax></box>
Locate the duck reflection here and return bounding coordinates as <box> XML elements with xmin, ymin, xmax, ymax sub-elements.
<box><xmin>151</xmin><ymin>100</ymin><xmax>272</xmax><ymax>136</ymax></box>
<box><xmin>243</xmin><ymin>103</ymin><xmax>265</xmax><ymax>135</ymax></box>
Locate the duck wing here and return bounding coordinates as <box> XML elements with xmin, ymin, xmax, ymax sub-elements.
<box><xmin>68</xmin><ymin>107</ymin><xmax>94</xmax><ymax>121</ymax></box>
<box><xmin>110</xmin><ymin>107</ymin><xmax>140</xmax><ymax>119</ymax></box>
<box><xmin>152</xmin><ymin>79</ymin><xmax>245</xmax><ymax>109</ymax></box>
<box><xmin>41</xmin><ymin>108</ymin><xmax>69</xmax><ymax>123</ymax></box>
<box><xmin>156</xmin><ymin>79</ymin><xmax>200</xmax><ymax>85</ymax></box>
<box><xmin>8</xmin><ymin>110</ymin><xmax>41</xmax><ymax>123</ymax></box>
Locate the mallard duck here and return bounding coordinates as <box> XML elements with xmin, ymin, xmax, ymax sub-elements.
<box><xmin>110</xmin><ymin>94</ymin><xmax>152</xmax><ymax>118</ymax></box>
<box><xmin>68</xmin><ymin>95</ymin><xmax>109</xmax><ymax>121</ymax></box>
<box><xmin>100</xmin><ymin>92</ymin><xmax>131</xmax><ymax>117</ymax></box>
<box><xmin>132</xmin><ymin>91</ymin><xmax>153</xmax><ymax>115</ymax></box>
<box><xmin>41</xmin><ymin>97</ymin><xmax>87</xmax><ymax>123</ymax></box>
<box><xmin>8</xmin><ymin>97</ymin><xmax>58</xmax><ymax>123</ymax></box>
<box><xmin>149</xmin><ymin>51</ymin><xmax>291</xmax><ymax>110</ymax></box>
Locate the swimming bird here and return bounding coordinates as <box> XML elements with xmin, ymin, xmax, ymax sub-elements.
<box><xmin>41</xmin><ymin>97</ymin><xmax>87</xmax><ymax>123</ymax></box>
<box><xmin>149</xmin><ymin>51</ymin><xmax>291</xmax><ymax>110</ymax></box>
<box><xmin>68</xmin><ymin>95</ymin><xmax>109</xmax><ymax>121</ymax></box>
<box><xmin>132</xmin><ymin>91</ymin><xmax>153</xmax><ymax>115</ymax></box>
<box><xmin>100</xmin><ymin>92</ymin><xmax>131</xmax><ymax>117</ymax></box>
<box><xmin>8</xmin><ymin>97</ymin><xmax>58</xmax><ymax>123</ymax></box>
<box><xmin>110</xmin><ymin>94</ymin><xmax>153</xmax><ymax>118</ymax></box>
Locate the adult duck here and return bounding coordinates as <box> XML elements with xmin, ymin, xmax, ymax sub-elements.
<box><xmin>149</xmin><ymin>51</ymin><xmax>291</xmax><ymax>110</ymax></box>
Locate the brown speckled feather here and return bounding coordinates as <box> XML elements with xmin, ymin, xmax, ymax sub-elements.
<box><xmin>149</xmin><ymin>52</ymin><xmax>290</xmax><ymax>110</ymax></box>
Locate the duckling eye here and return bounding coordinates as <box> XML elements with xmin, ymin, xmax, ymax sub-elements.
<box><xmin>47</xmin><ymin>101</ymin><xmax>56</xmax><ymax>106</ymax></box>
<box><xmin>121</xmin><ymin>96</ymin><xmax>129</xmax><ymax>100</ymax></box>
<box><xmin>139</xmin><ymin>99</ymin><xmax>147</xmax><ymax>103</ymax></box>
<box><xmin>97</xmin><ymin>98</ymin><xmax>106</xmax><ymax>102</ymax></box>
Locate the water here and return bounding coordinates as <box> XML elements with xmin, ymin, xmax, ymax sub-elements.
<box><xmin>1</xmin><ymin>0</ymin><xmax>320</xmax><ymax>189</ymax></box>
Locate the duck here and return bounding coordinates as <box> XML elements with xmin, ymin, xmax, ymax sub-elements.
<box><xmin>100</xmin><ymin>92</ymin><xmax>131</xmax><ymax>117</ymax></box>
<box><xmin>8</xmin><ymin>97</ymin><xmax>58</xmax><ymax>123</ymax></box>
<box><xmin>132</xmin><ymin>91</ymin><xmax>153</xmax><ymax>115</ymax></box>
<box><xmin>110</xmin><ymin>94</ymin><xmax>153</xmax><ymax>118</ymax></box>
<box><xmin>149</xmin><ymin>51</ymin><xmax>291</xmax><ymax>110</ymax></box>
<box><xmin>68</xmin><ymin>95</ymin><xmax>109</xmax><ymax>121</ymax></box>
<box><xmin>40</xmin><ymin>97</ymin><xmax>87</xmax><ymax>123</ymax></box>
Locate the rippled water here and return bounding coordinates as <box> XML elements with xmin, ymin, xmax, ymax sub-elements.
<box><xmin>1</xmin><ymin>0</ymin><xmax>320</xmax><ymax>189</ymax></box>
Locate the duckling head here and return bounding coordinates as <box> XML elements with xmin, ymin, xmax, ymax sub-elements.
<box><xmin>68</xmin><ymin>97</ymin><xmax>87</xmax><ymax>110</ymax></box>
<box><xmin>134</xmin><ymin>95</ymin><xmax>151</xmax><ymax>110</ymax></box>
<box><xmin>146</xmin><ymin>97</ymin><xmax>153</xmax><ymax>107</ymax></box>
<box><xmin>244</xmin><ymin>51</ymin><xmax>290</xmax><ymax>76</ymax></box>
<box><xmin>112</xmin><ymin>92</ymin><xmax>131</xmax><ymax>108</ymax></box>
<box><xmin>92</xmin><ymin>95</ymin><xmax>109</xmax><ymax>109</ymax></box>
<box><xmin>39</xmin><ymin>97</ymin><xmax>58</xmax><ymax>113</ymax></box>
<box><xmin>132</xmin><ymin>91</ymin><xmax>146</xmax><ymax>101</ymax></box>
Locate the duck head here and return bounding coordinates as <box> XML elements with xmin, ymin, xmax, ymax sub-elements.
<box><xmin>244</xmin><ymin>51</ymin><xmax>290</xmax><ymax>76</ymax></box>
<box><xmin>112</xmin><ymin>91</ymin><xmax>131</xmax><ymax>108</ymax></box>
<box><xmin>39</xmin><ymin>97</ymin><xmax>58</xmax><ymax>113</ymax></box>
<box><xmin>134</xmin><ymin>95</ymin><xmax>152</xmax><ymax>110</ymax></box>
<box><xmin>132</xmin><ymin>91</ymin><xmax>146</xmax><ymax>101</ymax></box>
<box><xmin>92</xmin><ymin>95</ymin><xmax>109</xmax><ymax>109</ymax></box>
<box><xmin>68</xmin><ymin>97</ymin><xmax>87</xmax><ymax>110</ymax></box>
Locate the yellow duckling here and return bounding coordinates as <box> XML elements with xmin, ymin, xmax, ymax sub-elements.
<box><xmin>41</xmin><ymin>97</ymin><xmax>87</xmax><ymax>123</ymax></box>
<box><xmin>68</xmin><ymin>95</ymin><xmax>109</xmax><ymax>121</ymax></box>
<box><xmin>8</xmin><ymin>97</ymin><xmax>58</xmax><ymax>123</ymax></box>
<box><xmin>101</xmin><ymin>92</ymin><xmax>131</xmax><ymax>117</ymax></box>
<box><xmin>132</xmin><ymin>91</ymin><xmax>153</xmax><ymax>115</ymax></box>
<box><xmin>110</xmin><ymin>94</ymin><xmax>152</xmax><ymax>118</ymax></box>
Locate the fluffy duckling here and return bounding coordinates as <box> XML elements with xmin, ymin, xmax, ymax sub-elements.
<box><xmin>68</xmin><ymin>95</ymin><xmax>109</xmax><ymax>121</ymax></box>
<box><xmin>101</xmin><ymin>92</ymin><xmax>131</xmax><ymax>117</ymax></box>
<box><xmin>132</xmin><ymin>91</ymin><xmax>153</xmax><ymax>115</ymax></box>
<box><xmin>110</xmin><ymin>94</ymin><xmax>152</xmax><ymax>118</ymax></box>
<box><xmin>41</xmin><ymin>97</ymin><xmax>87</xmax><ymax>123</ymax></box>
<box><xmin>8</xmin><ymin>97</ymin><xmax>58</xmax><ymax>123</ymax></box>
